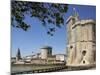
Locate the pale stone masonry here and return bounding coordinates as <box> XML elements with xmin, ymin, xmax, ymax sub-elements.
<box><xmin>41</xmin><ymin>46</ymin><xmax>52</xmax><ymax>59</ymax></box>
<box><xmin>66</xmin><ymin>9</ymin><xmax>96</xmax><ymax>66</ymax></box>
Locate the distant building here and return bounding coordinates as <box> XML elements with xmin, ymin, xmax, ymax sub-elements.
<box><xmin>46</xmin><ymin>55</ymin><xmax>56</xmax><ymax>64</ymax></box>
<box><xmin>12</xmin><ymin>46</ymin><xmax>66</xmax><ymax>64</ymax></box>
<box><xmin>23</xmin><ymin>53</ymin><xmax>41</xmax><ymax>62</ymax></box>
<box><xmin>56</xmin><ymin>54</ymin><xmax>66</xmax><ymax>62</ymax></box>
<box><xmin>11</xmin><ymin>57</ymin><xmax>16</xmax><ymax>64</ymax></box>
<box><xmin>66</xmin><ymin>8</ymin><xmax>96</xmax><ymax>65</ymax></box>
<box><xmin>41</xmin><ymin>46</ymin><xmax>52</xmax><ymax>59</ymax></box>
<box><xmin>16</xmin><ymin>48</ymin><xmax>22</xmax><ymax>61</ymax></box>
<box><xmin>25</xmin><ymin>53</ymin><xmax>41</xmax><ymax>59</ymax></box>
<box><xmin>31</xmin><ymin>58</ymin><xmax>46</xmax><ymax>64</ymax></box>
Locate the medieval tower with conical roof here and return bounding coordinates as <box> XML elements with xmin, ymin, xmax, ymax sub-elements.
<box><xmin>66</xmin><ymin>8</ymin><xmax>96</xmax><ymax>66</ymax></box>
<box><xmin>16</xmin><ymin>48</ymin><xmax>21</xmax><ymax>61</ymax></box>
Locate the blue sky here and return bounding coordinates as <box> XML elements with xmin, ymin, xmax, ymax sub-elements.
<box><xmin>11</xmin><ymin>4</ymin><xmax>96</xmax><ymax>57</ymax></box>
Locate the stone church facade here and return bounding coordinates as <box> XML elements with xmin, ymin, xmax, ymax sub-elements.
<box><xmin>66</xmin><ymin>9</ymin><xmax>96</xmax><ymax>66</ymax></box>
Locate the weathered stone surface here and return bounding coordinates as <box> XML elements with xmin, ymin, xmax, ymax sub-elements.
<box><xmin>66</xmin><ymin>13</ymin><xmax>96</xmax><ymax>66</ymax></box>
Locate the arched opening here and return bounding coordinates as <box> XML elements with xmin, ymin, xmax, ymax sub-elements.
<box><xmin>83</xmin><ymin>60</ymin><xmax>85</xmax><ymax>64</ymax></box>
<box><xmin>70</xmin><ymin>45</ymin><xmax>73</xmax><ymax>49</ymax></box>
<box><xmin>82</xmin><ymin>50</ymin><xmax>86</xmax><ymax>56</ymax></box>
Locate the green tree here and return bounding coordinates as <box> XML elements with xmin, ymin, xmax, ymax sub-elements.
<box><xmin>11</xmin><ymin>1</ymin><xmax>68</xmax><ymax>36</ymax></box>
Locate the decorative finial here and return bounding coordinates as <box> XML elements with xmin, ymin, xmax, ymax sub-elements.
<box><xmin>72</xmin><ymin>7</ymin><xmax>79</xmax><ymax>21</ymax></box>
<box><xmin>73</xmin><ymin>8</ymin><xmax>76</xmax><ymax>11</ymax></box>
<box><xmin>72</xmin><ymin>7</ymin><xmax>79</xmax><ymax>17</ymax></box>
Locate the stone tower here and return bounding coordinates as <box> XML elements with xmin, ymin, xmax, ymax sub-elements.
<box><xmin>41</xmin><ymin>46</ymin><xmax>52</xmax><ymax>59</ymax></box>
<box><xmin>66</xmin><ymin>8</ymin><xmax>96</xmax><ymax>66</ymax></box>
<box><xmin>16</xmin><ymin>48</ymin><xmax>21</xmax><ymax>61</ymax></box>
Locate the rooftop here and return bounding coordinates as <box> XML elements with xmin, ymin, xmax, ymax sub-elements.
<box><xmin>41</xmin><ymin>46</ymin><xmax>52</xmax><ymax>49</ymax></box>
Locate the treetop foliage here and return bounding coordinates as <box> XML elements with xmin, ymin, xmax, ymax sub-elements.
<box><xmin>11</xmin><ymin>1</ymin><xmax>68</xmax><ymax>36</ymax></box>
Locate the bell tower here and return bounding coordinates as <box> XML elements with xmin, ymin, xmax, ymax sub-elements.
<box><xmin>16</xmin><ymin>48</ymin><xmax>21</xmax><ymax>61</ymax></box>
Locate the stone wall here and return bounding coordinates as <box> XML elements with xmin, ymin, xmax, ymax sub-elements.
<box><xmin>66</xmin><ymin>17</ymin><xmax>96</xmax><ymax>66</ymax></box>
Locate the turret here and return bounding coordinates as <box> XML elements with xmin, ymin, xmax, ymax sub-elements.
<box><xmin>16</xmin><ymin>48</ymin><xmax>21</xmax><ymax>61</ymax></box>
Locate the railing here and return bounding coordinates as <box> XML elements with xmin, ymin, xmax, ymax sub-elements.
<box><xmin>11</xmin><ymin>64</ymin><xmax>96</xmax><ymax>75</ymax></box>
<box><xmin>11</xmin><ymin>63</ymin><xmax>66</xmax><ymax>74</ymax></box>
<box><xmin>12</xmin><ymin>66</ymin><xmax>66</xmax><ymax>75</ymax></box>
